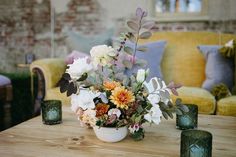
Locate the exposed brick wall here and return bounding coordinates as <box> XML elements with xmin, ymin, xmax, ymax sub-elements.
<box><xmin>0</xmin><ymin>0</ymin><xmax>236</xmax><ymax>72</ymax></box>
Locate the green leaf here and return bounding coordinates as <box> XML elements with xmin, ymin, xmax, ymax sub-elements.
<box><xmin>162</xmin><ymin>111</ymin><xmax>169</xmax><ymax>120</ymax></box>
<box><xmin>134</xmin><ymin>115</ymin><xmax>142</xmax><ymax>123</ymax></box>
<box><xmin>139</xmin><ymin>31</ymin><xmax>152</xmax><ymax>39</ymax></box>
<box><xmin>123</xmin><ymin>60</ymin><xmax>133</xmax><ymax>69</ymax></box>
<box><xmin>135</xmin><ymin>59</ymin><xmax>147</xmax><ymax>67</ymax></box>
<box><xmin>137</xmin><ymin>105</ymin><xmax>144</xmax><ymax>113</ymax></box>
<box><xmin>124</xmin><ymin>46</ymin><xmax>133</xmax><ymax>55</ymax></box>
<box><xmin>137</xmin><ymin>46</ymin><xmax>148</xmax><ymax>52</ymax></box>
<box><xmin>122</xmin><ymin>76</ymin><xmax>129</xmax><ymax>86</ymax></box>
<box><xmin>175</xmin><ymin>98</ymin><xmax>182</xmax><ymax>105</ymax></box>
<box><xmin>128</xmin><ymin>33</ymin><xmax>136</xmax><ymax>43</ymax></box>
<box><xmin>166</xmin><ymin>110</ymin><xmax>174</xmax><ymax>119</ymax></box>
<box><xmin>62</xmin><ymin>73</ymin><xmax>71</xmax><ymax>80</ymax></box>
<box><xmin>59</xmin><ymin>79</ymin><xmax>69</xmax><ymax>93</ymax></box>
<box><xmin>67</xmin><ymin>82</ymin><xmax>77</xmax><ymax>96</ymax></box>
<box><xmin>77</xmin><ymin>73</ymin><xmax>88</xmax><ymax>82</ymax></box>
<box><xmin>127</xmin><ymin>20</ymin><xmax>139</xmax><ymax>31</ymax></box>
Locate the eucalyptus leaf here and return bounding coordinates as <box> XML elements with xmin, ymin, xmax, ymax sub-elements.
<box><xmin>127</xmin><ymin>20</ymin><xmax>139</xmax><ymax>31</ymax></box>
<box><xmin>137</xmin><ymin>105</ymin><xmax>144</xmax><ymax>113</ymax></box>
<box><xmin>62</xmin><ymin>73</ymin><xmax>71</xmax><ymax>81</ymax></box>
<box><xmin>176</xmin><ymin>108</ymin><xmax>183</xmax><ymax>116</ymax></box>
<box><xmin>162</xmin><ymin>111</ymin><xmax>169</xmax><ymax>120</ymax></box>
<box><xmin>135</xmin><ymin>115</ymin><xmax>142</xmax><ymax>123</ymax></box>
<box><xmin>142</xmin><ymin>20</ymin><xmax>155</xmax><ymax>30</ymax></box>
<box><xmin>67</xmin><ymin>82</ymin><xmax>77</xmax><ymax>96</ymax></box>
<box><xmin>128</xmin><ymin>33</ymin><xmax>136</xmax><ymax>43</ymax></box>
<box><xmin>137</xmin><ymin>46</ymin><xmax>148</xmax><ymax>52</ymax></box>
<box><xmin>135</xmin><ymin>59</ymin><xmax>147</xmax><ymax>67</ymax></box>
<box><xmin>122</xmin><ymin>77</ymin><xmax>129</xmax><ymax>86</ymax></box>
<box><xmin>124</xmin><ymin>46</ymin><xmax>134</xmax><ymax>55</ymax></box>
<box><xmin>179</xmin><ymin>105</ymin><xmax>189</xmax><ymax>113</ymax></box>
<box><xmin>139</xmin><ymin>31</ymin><xmax>152</xmax><ymax>39</ymax></box>
<box><xmin>136</xmin><ymin>95</ymin><xmax>144</xmax><ymax>101</ymax></box>
<box><xmin>59</xmin><ymin>79</ymin><xmax>69</xmax><ymax>93</ymax></box>
<box><xmin>77</xmin><ymin>73</ymin><xmax>88</xmax><ymax>82</ymax></box>
<box><xmin>175</xmin><ymin>98</ymin><xmax>182</xmax><ymax>105</ymax></box>
<box><xmin>123</xmin><ymin>60</ymin><xmax>133</xmax><ymax>69</ymax></box>
<box><xmin>166</xmin><ymin>110</ymin><xmax>174</xmax><ymax>119</ymax></box>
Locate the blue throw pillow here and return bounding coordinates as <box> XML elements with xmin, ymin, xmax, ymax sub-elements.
<box><xmin>125</xmin><ymin>40</ymin><xmax>167</xmax><ymax>80</ymax></box>
<box><xmin>198</xmin><ymin>45</ymin><xmax>234</xmax><ymax>91</ymax></box>
<box><xmin>66</xmin><ymin>29</ymin><xmax>113</xmax><ymax>53</ymax></box>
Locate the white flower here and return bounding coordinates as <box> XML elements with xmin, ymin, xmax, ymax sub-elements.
<box><xmin>108</xmin><ymin>108</ymin><xmax>121</xmax><ymax>118</ymax></box>
<box><xmin>147</xmin><ymin>93</ymin><xmax>160</xmax><ymax>105</ymax></box>
<box><xmin>66</xmin><ymin>57</ymin><xmax>93</xmax><ymax>80</ymax></box>
<box><xmin>90</xmin><ymin>45</ymin><xmax>117</xmax><ymax>67</ymax></box>
<box><xmin>71</xmin><ymin>90</ymin><xmax>100</xmax><ymax>111</ymax></box>
<box><xmin>128</xmin><ymin>124</ymin><xmax>141</xmax><ymax>134</ymax></box>
<box><xmin>144</xmin><ymin>105</ymin><xmax>162</xmax><ymax>125</ymax></box>
<box><xmin>143</xmin><ymin>77</ymin><xmax>171</xmax><ymax>105</ymax></box>
<box><xmin>136</xmin><ymin>69</ymin><xmax>148</xmax><ymax>83</ymax></box>
<box><xmin>225</xmin><ymin>39</ymin><xmax>234</xmax><ymax>48</ymax></box>
<box><xmin>81</xmin><ymin>109</ymin><xmax>97</xmax><ymax>126</ymax></box>
<box><xmin>143</xmin><ymin>77</ymin><xmax>166</xmax><ymax>93</ymax></box>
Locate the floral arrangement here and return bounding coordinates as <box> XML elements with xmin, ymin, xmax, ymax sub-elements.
<box><xmin>59</xmin><ymin>8</ymin><xmax>188</xmax><ymax>140</ymax></box>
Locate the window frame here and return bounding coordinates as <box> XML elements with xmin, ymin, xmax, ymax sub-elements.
<box><xmin>148</xmin><ymin>0</ymin><xmax>209</xmax><ymax>22</ymax></box>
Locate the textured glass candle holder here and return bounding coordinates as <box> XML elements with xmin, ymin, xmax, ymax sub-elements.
<box><xmin>181</xmin><ymin>130</ymin><xmax>212</xmax><ymax>157</ymax></box>
<box><xmin>176</xmin><ymin>104</ymin><xmax>198</xmax><ymax>130</ymax></box>
<box><xmin>41</xmin><ymin>100</ymin><xmax>62</xmax><ymax>125</ymax></box>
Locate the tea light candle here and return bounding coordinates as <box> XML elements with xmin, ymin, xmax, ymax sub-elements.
<box><xmin>41</xmin><ymin>100</ymin><xmax>62</xmax><ymax>125</ymax></box>
<box><xmin>176</xmin><ymin>104</ymin><xmax>198</xmax><ymax>130</ymax></box>
<box><xmin>180</xmin><ymin>130</ymin><xmax>212</xmax><ymax>157</ymax></box>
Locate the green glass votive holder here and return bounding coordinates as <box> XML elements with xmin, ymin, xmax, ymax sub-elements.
<box><xmin>176</xmin><ymin>104</ymin><xmax>198</xmax><ymax>130</ymax></box>
<box><xmin>41</xmin><ymin>100</ymin><xmax>62</xmax><ymax>125</ymax></box>
<box><xmin>181</xmin><ymin>130</ymin><xmax>212</xmax><ymax>157</ymax></box>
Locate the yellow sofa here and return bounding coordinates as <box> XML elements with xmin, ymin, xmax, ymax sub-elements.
<box><xmin>30</xmin><ymin>31</ymin><xmax>236</xmax><ymax>116</ymax></box>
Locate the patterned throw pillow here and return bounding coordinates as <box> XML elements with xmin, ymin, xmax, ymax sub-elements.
<box><xmin>198</xmin><ymin>45</ymin><xmax>234</xmax><ymax>91</ymax></box>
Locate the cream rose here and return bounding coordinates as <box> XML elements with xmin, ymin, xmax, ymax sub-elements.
<box><xmin>90</xmin><ymin>45</ymin><xmax>116</xmax><ymax>67</ymax></box>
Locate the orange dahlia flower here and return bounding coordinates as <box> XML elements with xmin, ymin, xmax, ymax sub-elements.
<box><xmin>103</xmin><ymin>81</ymin><xmax>121</xmax><ymax>91</ymax></box>
<box><xmin>110</xmin><ymin>86</ymin><xmax>135</xmax><ymax>109</ymax></box>
<box><xmin>95</xmin><ymin>103</ymin><xmax>110</xmax><ymax>117</ymax></box>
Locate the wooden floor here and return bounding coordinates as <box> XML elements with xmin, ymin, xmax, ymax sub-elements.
<box><xmin>0</xmin><ymin>107</ymin><xmax>235</xmax><ymax>157</ymax></box>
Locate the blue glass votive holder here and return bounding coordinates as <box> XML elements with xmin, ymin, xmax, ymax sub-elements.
<box><xmin>41</xmin><ymin>100</ymin><xmax>62</xmax><ymax>125</ymax></box>
<box><xmin>181</xmin><ymin>130</ymin><xmax>212</xmax><ymax>157</ymax></box>
<box><xmin>176</xmin><ymin>104</ymin><xmax>198</xmax><ymax>130</ymax></box>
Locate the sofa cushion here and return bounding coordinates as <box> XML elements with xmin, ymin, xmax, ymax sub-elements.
<box><xmin>125</xmin><ymin>40</ymin><xmax>167</xmax><ymax>80</ymax></box>
<box><xmin>138</xmin><ymin>32</ymin><xmax>236</xmax><ymax>86</ymax></box>
<box><xmin>216</xmin><ymin>96</ymin><xmax>236</xmax><ymax>116</ymax></box>
<box><xmin>0</xmin><ymin>75</ymin><xmax>11</xmax><ymax>86</ymax></box>
<box><xmin>198</xmin><ymin>45</ymin><xmax>234</xmax><ymax>91</ymax></box>
<box><xmin>45</xmin><ymin>87</ymin><xmax>71</xmax><ymax>106</ymax></box>
<box><xmin>171</xmin><ymin>86</ymin><xmax>216</xmax><ymax>114</ymax></box>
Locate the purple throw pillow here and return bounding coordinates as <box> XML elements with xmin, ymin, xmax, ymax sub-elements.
<box><xmin>198</xmin><ymin>45</ymin><xmax>234</xmax><ymax>91</ymax></box>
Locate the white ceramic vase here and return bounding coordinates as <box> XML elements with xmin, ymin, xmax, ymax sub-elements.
<box><xmin>93</xmin><ymin>125</ymin><xmax>128</xmax><ymax>142</ymax></box>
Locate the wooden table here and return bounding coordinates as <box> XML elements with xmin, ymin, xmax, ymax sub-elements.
<box><xmin>0</xmin><ymin>107</ymin><xmax>235</xmax><ymax>157</ymax></box>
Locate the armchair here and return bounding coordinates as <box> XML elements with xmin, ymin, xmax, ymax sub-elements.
<box><xmin>30</xmin><ymin>58</ymin><xmax>68</xmax><ymax>115</ymax></box>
